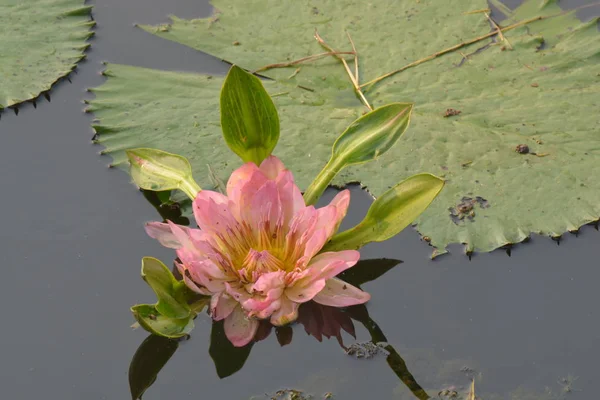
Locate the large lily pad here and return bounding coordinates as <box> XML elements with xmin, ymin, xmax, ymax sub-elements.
<box><xmin>88</xmin><ymin>0</ymin><xmax>600</xmax><ymax>255</ymax></box>
<box><xmin>0</xmin><ymin>0</ymin><xmax>93</xmax><ymax>109</ymax></box>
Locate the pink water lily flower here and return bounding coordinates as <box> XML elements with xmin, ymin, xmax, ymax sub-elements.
<box><xmin>145</xmin><ymin>156</ymin><xmax>370</xmax><ymax>347</ymax></box>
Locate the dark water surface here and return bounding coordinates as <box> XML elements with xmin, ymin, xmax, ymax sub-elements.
<box><xmin>1</xmin><ymin>1</ymin><xmax>599</xmax><ymax>399</ymax></box>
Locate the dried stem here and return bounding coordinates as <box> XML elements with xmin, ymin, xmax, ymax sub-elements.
<box><xmin>463</xmin><ymin>8</ymin><xmax>491</xmax><ymax>15</ymax></box>
<box><xmin>485</xmin><ymin>12</ymin><xmax>513</xmax><ymax>50</ymax></box>
<box><xmin>346</xmin><ymin>30</ymin><xmax>359</xmax><ymax>82</ymax></box>
<box><xmin>254</xmin><ymin>51</ymin><xmax>354</xmax><ymax>73</ymax></box>
<box><xmin>314</xmin><ymin>29</ymin><xmax>372</xmax><ymax>110</ymax></box>
<box><xmin>360</xmin><ymin>15</ymin><xmax>544</xmax><ymax>90</ymax></box>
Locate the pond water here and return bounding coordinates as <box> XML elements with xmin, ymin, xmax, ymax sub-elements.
<box><xmin>0</xmin><ymin>0</ymin><xmax>599</xmax><ymax>399</ymax></box>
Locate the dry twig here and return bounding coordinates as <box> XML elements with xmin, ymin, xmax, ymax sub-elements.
<box><xmin>254</xmin><ymin>51</ymin><xmax>354</xmax><ymax>73</ymax></box>
<box><xmin>314</xmin><ymin>29</ymin><xmax>372</xmax><ymax>110</ymax></box>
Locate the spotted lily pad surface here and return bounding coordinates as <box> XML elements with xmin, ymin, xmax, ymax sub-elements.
<box><xmin>89</xmin><ymin>0</ymin><xmax>600</xmax><ymax>255</ymax></box>
<box><xmin>0</xmin><ymin>0</ymin><xmax>93</xmax><ymax>109</ymax></box>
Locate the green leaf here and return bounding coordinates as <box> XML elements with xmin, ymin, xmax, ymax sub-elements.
<box><xmin>126</xmin><ymin>148</ymin><xmax>201</xmax><ymax>200</ymax></box>
<box><xmin>141</xmin><ymin>257</ymin><xmax>190</xmax><ymax>319</ymax></box>
<box><xmin>89</xmin><ymin>0</ymin><xmax>600</xmax><ymax>255</ymax></box>
<box><xmin>128</xmin><ymin>334</ymin><xmax>179</xmax><ymax>400</ymax></box>
<box><xmin>0</xmin><ymin>0</ymin><xmax>93</xmax><ymax>109</ymax></box>
<box><xmin>220</xmin><ymin>65</ymin><xmax>280</xmax><ymax>165</ymax></box>
<box><xmin>304</xmin><ymin>103</ymin><xmax>412</xmax><ymax>205</ymax></box>
<box><xmin>324</xmin><ymin>174</ymin><xmax>445</xmax><ymax>252</ymax></box>
<box><xmin>131</xmin><ymin>304</ymin><xmax>194</xmax><ymax>339</ymax></box>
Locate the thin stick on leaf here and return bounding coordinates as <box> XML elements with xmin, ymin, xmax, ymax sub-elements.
<box><xmin>314</xmin><ymin>29</ymin><xmax>373</xmax><ymax>111</ymax></box>
<box><xmin>463</xmin><ymin>8</ymin><xmax>491</xmax><ymax>15</ymax></box>
<box><xmin>360</xmin><ymin>15</ymin><xmax>544</xmax><ymax>90</ymax></box>
<box><xmin>253</xmin><ymin>51</ymin><xmax>355</xmax><ymax>73</ymax></box>
<box><xmin>485</xmin><ymin>12</ymin><xmax>513</xmax><ymax>50</ymax></box>
<box><xmin>346</xmin><ymin>30</ymin><xmax>359</xmax><ymax>82</ymax></box>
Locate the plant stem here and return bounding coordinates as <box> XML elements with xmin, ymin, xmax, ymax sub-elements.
<box><xmin>253</xmin><ymin>51</ymin><xmax>355</xmax><ymax>73</ymax></box>
<box><xmin>180</xmin><ymin>179</ymin><xmax>201</xmax><ymax>200</ymax></box>
<box><xmin>360</xmin><ymin>15</ymin><xmax>544</xmax><ymax>90</ymax></box>
<box><xmin>314</xmin><ymin>29</ymin><xmax>373</xmax><ymax>111</ymax></box>
<box><xmin>303</xmin><ymin>158</ymin><xmax>342</xmax><ymax>206</ymax></box>
<box><xmin>485</xmin><ymin>12</ymin><xmax>513</xmax><ymax>50</ymax></box>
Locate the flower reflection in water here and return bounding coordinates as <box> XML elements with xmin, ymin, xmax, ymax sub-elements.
<box><xmin>129</xmin><ymin>258</ymin><xmax>430</xmax><ymax>400</ymax></box>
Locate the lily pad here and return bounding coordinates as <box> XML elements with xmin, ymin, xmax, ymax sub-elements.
<box><xmin>0</xmin><ymin>0</ymin><xmax>94</xmax><ymax>109</ymax></box>
<box><xmin>88</xmin><ymin>0</ymin><xmax>600</xmax><ymax>255</ymax></box>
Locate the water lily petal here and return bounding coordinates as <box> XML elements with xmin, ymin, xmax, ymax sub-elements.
<box><xmin>285</xmin><ymin>278</ymin><xmax>326</xmax><ymax>303</ymax></box>
<box><xmin>296</xmin><ymin>228</ymin><xmax>328</xmax><ymax>268</ymax></box>
<box><xmin>276</xmin><ymin>170</ymin><xmax>305</xmax><ymax>227</ymax></box>
<box><xmin>187</xmin><ymin>259</ymin><xmax>229</xmax><ymax>293</ymax></box>
<box><xmin>224</xmin><ymin>305</ymin><xmax>259</xmax><ymax>347</ymax></box>
<box><xmin>248</xmin><ymin>180</ymin><xmax>282</xmax><ymax>232</ymax></box>
<box><xmin>211</xmin><ymin>292</ymin><xmax>238</xmax><ymax>321</ymax></box>
<box><xmin>193</xmin><ymin>192</ymin><xmax>238</xmax><ymax>234</ymax></box>
<box><xmin>144</xmin><ymin>222</ymin><xmax>181</xmax><ymax>248</ymax></box>
<box><xmin>328</xmin><ymin>189</ymin><xmax>351</xmax><ymax>232</ymax></box>
<box><xmin>270</xmin><ymin>296</ymin><xmax>300</xmax><ymax>326</ymax></box>
<box><xmin>314</xmin><ymin>205</ymin><xmax>338</xmax><ymax>239</ymax></box>
<box><xmin>243</xmin><ymin>271</ymin><xmax>285</xmax><ymax>315</ymax></box>
<box><xmin>312</xmin><ymin>278</ymin><xmax>371</xmax><ymax>307</ymax></box>
<box><xmin>259</xmin><ymin>155</ymin><xmax>286</xmax><ymax>180</ymax></box>
<box><xmin>306</xmin><ymin>250</ymin><xmax>360</xmax><ymax>280</ymax></box>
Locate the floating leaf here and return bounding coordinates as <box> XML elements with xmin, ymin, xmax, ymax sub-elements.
<box><xmin>324</xmin><ymin>174</ymin><xmax>445</xmax><ymax>252</ymax></box>
<box><xmin>304</xmin><ymin>103</ymin><xmax>413</xmax><ymax>205</ymax></box>
<box><xmin>141</xmin><ymin>257</ymin><xmax>191</xmax><ymax>319</ymax></box>
<box><xmin>0</xmin><ymin>0</ymin><xmax>93</xmax><ymax>109</ymax></box>
<box><xmin>128</xmin><ymin>334</ymin><xmax>179</xmax><ymax>400</ymax></box>
<box><xmin>131</xmin><ymin>304</ymin><xmax>194</xmax><ymax>339</ymax></box>
<box><xmin>220</xmin><ymin>65</ymin><xmax>280</xmax><ymax>165</ymax></box>
<box><xmin>127</xmin><ymin>148</ymin><xmax>201</xmax><ymax>200</ymax></box>
<box><xmin>90</xmin><ymin>0</ymin><xmax>600</xmax><ymax>255</ymax></box>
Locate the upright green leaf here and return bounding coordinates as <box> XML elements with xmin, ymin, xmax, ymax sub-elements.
<box><xmin>141</xmin><ymin>257</ymin><xmax>190</xmax><ymax>319</ymax></box>
<box><xmin>0</xmin><ymin>0</ymin><xmax>93</xmax><ymax>109</ymax></box>
<box><xmin>131</xmin><ymin>304</ymin><xmax>195</xmax><ymax>339</ymax></box>
<box><xmin>220</xmin><ymin>65</ymin><xmax>280</xmax><ymax>165</ymax></box>
<box><xmin>324</xmin><ymin>174</ymin><xmax>444</xmax><ymax>252</ymax></box>
<box><xmin>127</xmin><ymin>148</ymin><xmax>201</xmax><ymax>200</ymax></box>
<box><xmin>304</xmin><ymin>103</ymin><xmax>413</xmax><ymax>205</ymax></box>
<box><xmin>128</xmin><ymin>334</ymin><xmax>179</xmax><ymax>400</ymax></box>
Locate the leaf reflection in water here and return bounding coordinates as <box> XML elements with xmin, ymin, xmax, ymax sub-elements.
<box><xmin>128</xmin><ymin>258</ymin><xmax>430</xmax><ymax>399</ymax></box>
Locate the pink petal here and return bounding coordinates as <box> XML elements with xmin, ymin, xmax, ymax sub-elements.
<box><xmin>285</xmin><ymin>279</ymin><xmax>326</xmax><ymax>303</ymax></box>
<box><xmin>226</xmin><ymin>162</ymin><xmax>264</xmax><ymax>204</ymax></box>
<box><xmin>187</xmin><ymin>259</ymin><xmax>229</xmax><ymax>292</ymax></box>
<box><xmin>242</xmin><ymin>271</ymin><xmax>285</xmax><ymax>316</ymax></box>
<box><xmin>270</xmin><ymin>296</ymin><xmax>300</xmax><ymax>326</ymax></box>
<box><xmin>247</xmin><ymin>180</ymin><xmax>282</xmax><ymax>231</ymax></box>
<box><xmin>314</xmin><ymin>205</ymin><xmax>338</xmax><ymax>239</ymax></box>
<box><xmin>296</xmin><ymin>228</ymin><xmax>328</xmax><ymax>268</ymax></box>
<box><xmin>328</xmin><ymin>189</ymin><xmax>351</xmax><ymax>232</ymax></box>
<box><xmin>210</xmin><ymin>293</ymin><xmax>238</xmax><ymax>321</ymax></box>
<box><xmin>230</xmin><ymin>167</ymin><xmax>269</xmax><ymax>219</ymax></box>
<box><xmin>306</xmin><ymin>250</ymin><xmax>360</xmax><ymax>281</ymax></box>
<box><xmin>259</xmin><ymin>156</ymin><xmax>286</xmax><ymax>180</ymax></box>
<box><xmin>312</xmin><ymin>278</ymin><xmax>371</xmax><ymax>307</ymax></box>
<box><xmin>193</xmin><ymin>192</ymin><xmax>238</xmax><ymax>234</ymax></box>
<box><xmin>145</xmin><ymin>221</ymin><xmax>203</xmax><ymax>250</ymax></box>
<box><xmin>276</xmin><ymin>171</ymin><xmax>305</xmax><ymax>227</ymax></box>
<box><xmin>224</xmin><ymin>305</ymin><xmax>259</xmax><ymax>347</ymax></box>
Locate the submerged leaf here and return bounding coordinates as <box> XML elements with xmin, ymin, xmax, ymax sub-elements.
<box><xmin>324</xmin><ymin>174</ymin><xmax>445</xmax><ymax>251</ymax></box>
<box><xmin>220</xmin><ymin>65</ymin><xmax>280</xmax><ymax>165</ymax></box>
<box><xmin>128</xmin><ymin>334</ymin><xmax>179</xmax><ymax>400</ymax></box>
<box><xmin>0</xmin><ymin>0</ymin><xmax>93</xmax><ymax>109</ymax></box>
<box><xmin>131</xmin><ymin>304</ymin><xmax>194</xmax><ymax>339</ymax></box>
<box><xmin>90</xmin><ymin>0</ymin><xmax>600</xmax><ymax>254</ymax></box>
